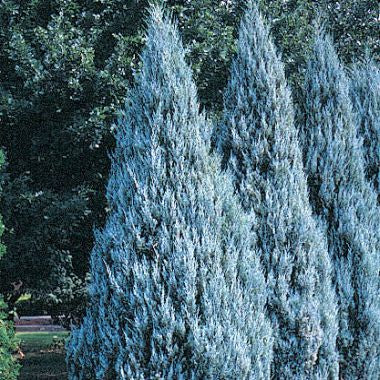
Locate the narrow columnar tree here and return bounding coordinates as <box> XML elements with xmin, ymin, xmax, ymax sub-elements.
<box><xmin>349</xmin><ymin>58</ymin><xmax>380</xmax><ymax>199</ymax></box>
<box><xmin>302</xmin><ymin>31</ymin><xmax>380</xmax><ymax>379</ymax></box>
<box><xmin>0</xmin><ymin>150</ymin><xmax>20</xmax><ymax>380</ymax></box>
<box><xmin>217</xmin><ymin>3</ymin><xmax>338</xmax><ymax>379</ymax></box>
<box><xmin>66</xmin><ymin>5</ymin><xmax>272</xmax><ymax>379</ymax></box>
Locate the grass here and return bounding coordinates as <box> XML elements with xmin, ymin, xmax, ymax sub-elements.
<box><xmin>16</xmin><ymin>332</ymin><xmax>69</xmax><ymax>380</ymax></box>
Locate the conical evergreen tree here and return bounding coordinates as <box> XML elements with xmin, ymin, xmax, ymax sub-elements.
<box><xmin>349</xmin><ymin>58</ymin><xmax>380</xmax><ymax>200</ymax></box>
<box><xmin>66</xmin><ymin>5</ymin><xmax>272</xmax><ymax>379</ymax></box>
<box><xmin>217</xmin><ymin>3</ymin><xmax>339</xmax><ymax>379</ymax></box>
<box><xmin>302</xmin><ymin>31</ymin><xmax>380</xmax><ymax>379</ymax></box>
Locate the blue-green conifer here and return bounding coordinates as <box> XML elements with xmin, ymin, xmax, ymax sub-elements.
<box><xmin>66</xmin><ymin>5</ymin><xmax>272</xmax><ymax>379</ymax></box>
<box><xmin>302</xmin><ymin>31</ymin><xmax>380</xmax><ymax>379</ymax></box>
<box><xmin>217</xmin><ymin>3</ymin><xmax>339</xmax><ymax>378</ymax></box>
<box><xmin>349</xmin><ymin>59</ymin><xmax>380</xmax><ymax>200</ymax></box>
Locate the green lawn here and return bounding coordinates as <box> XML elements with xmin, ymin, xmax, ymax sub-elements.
<box><xmin>17</xmin><ymin>332</ymin><xmax>69</xmax><ymax>380</ymax></box>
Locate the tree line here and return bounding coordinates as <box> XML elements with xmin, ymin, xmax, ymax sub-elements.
<box><xmin>0</xmin><ymin>1</ymin><xmax>379</xmax><ymax>378</ymax></box>
<box><xmin>0</xmin><ymin>0</ymin><xmax>378</xmax><ymax>320</ymax></box>
<box><xmin>67</xmin><ymin>2</ymin><xmax>379</xmax><ymax>379</ymax></box>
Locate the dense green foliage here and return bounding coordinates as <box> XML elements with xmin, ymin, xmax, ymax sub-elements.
<box><xmin>218</xmin><ymin>4</ymin><xmax>338</xmax><ymax>378</ymax></box>
<box><xmin>0</xmin><ymin>150</ymin><xmax>20</xmax><ymax>380</ymax></box>
<box><xmin>258</xmin><ymin>0</ymin><xmax>317</xmax><ymax>90</ymax></box>
<box><xmin>302</xmin><ymin>31</ymin><xmax>380</xmax><ymax>378</ymax></box>
<box><xmin>321</xmin><ymin>0</ymin><xmax>379</xmax><ymax>63</ymax></box>
<box><xmin>67</xmin><ymin>6</ymin><xmax>272</xmax><ymax>379</ymax></box>
<box><xmin>0</xmin><ymin>0</ymin><xmax>109</xmax><ymax>318</ymax></box>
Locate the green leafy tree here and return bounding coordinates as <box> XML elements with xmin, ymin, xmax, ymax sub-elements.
<box><xmin>0</xmin><ymin>150</ymin><xmax>20</xmax><ymax>380</ymax></box>
<box><xmin>166</xmin><ymin>0</ymin><xmax>245</xmax><ymax>109</ymax></box>
<box><xmin>320</xmin><ymin>0</ymin><xmax>379</xmax><ymax>63</ymax></box>
<box><xmin>218</xmin><ymin>4</ymin><xmax>338</xmax><ymax>378</ymax></box>
<box><xmin>67</xmin><ymin>6</ymin><xmax>272</xmax><ymax>379</ymax></box>
<box><xmin>0</xmin><ymin>0</ymin><xmax>114</xmax><ymax>318</ymax></box>
<box><xmin>302</xmin><ymin>31</ymin><xmax>380</xmax><ymax>378</ymax></box>
<box><xmin>259</xmin><ymin>1</ymin><xmax>379</xmax><ymax>74</ymax></box>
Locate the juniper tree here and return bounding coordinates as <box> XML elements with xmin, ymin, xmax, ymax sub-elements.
<box><xmin>66</xmin><ymin>6</ymin><xmax>272</xmax><ymax>379</ymax></box>
<box><xmin>302</xmin><ymin>31</ymin><xmax>380</xmax><ymax>378</ymax></box>
<box><xmin>217</xmin><ymin>3</ymin><xmax>338</xmax><ymax>378</ymax></box>
<box><xmin>349</xmin><ymin>58</ymin><xmax>380</xmax><ymax>200</ymax></box>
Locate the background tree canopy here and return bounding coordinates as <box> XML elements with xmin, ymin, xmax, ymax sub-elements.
<box><xmin>0</xmin><ymin>0</ymin><xmax>378</xmax><ymax>321</ymax></box>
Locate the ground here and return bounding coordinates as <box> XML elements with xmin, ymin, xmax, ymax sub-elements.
<box><xmin>17</xmin><ymin>331</ymin><xmax>68</xmax><ymax>380</ymax></box>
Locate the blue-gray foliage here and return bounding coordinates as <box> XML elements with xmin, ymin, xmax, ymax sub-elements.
<box><xmin>350</xmin><ymin>58</ymin><xmax>380</xmax><ymax>200</ymax></box>
<box><xmin>66</xmin><ymin>5</ymin><xmax>272</xmax><ymax>379</ymax></box>
<box><xmin>302</xmin><ymin>31</ymin><xmax>380</xmax><ymax>379</ymax></box>
<box><xmin>217</xmin><ymin>3</ymin><xmax>339</xmax><ymax>379</ymax></box>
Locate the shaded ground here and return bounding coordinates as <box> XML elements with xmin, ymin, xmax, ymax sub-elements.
<box><xmin>17</xmin><ymin>331</ymin><xmax>69</xmax><ymax>380</ymax></box>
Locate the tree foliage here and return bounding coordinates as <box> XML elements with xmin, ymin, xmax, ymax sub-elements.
<box><xmin>66</xmin><ymin>6</ymin><xmax>272</xmax><ymax>379</ymax></box>
<box><xmin>258</xmin><ymin>0</ymin><xmax>317</xmax><ymax>88</ymax></box>
<box><xmin>320</xmin><ymin>0</ymin><xmax>379</xmax><ymax>63</ymax></box>
<box><xmin>350</xmin><ymin>58</ymin><xmax>380</xmax><ymax>200</ymax></box>
<box><xmin>0</xmin><ymin>0</ymin><xmax>244</xmax><ymax>319</ymax></box>
<box><xmin>0</xmin><ymin>0</ymin><xmax>378</xmax><ymax>321</ymax></box>
<box><xmin>302</xmin><ymin>31</ymin><xmax>380</xmax><ymax>378</ymax></box>
<box><xmin>0</xmin><ymin>0</ymin><xmax>116</xmax><ymax>317</ymax></box>
<box><xmin>258</xmin><ymin>0</ymin><xmax>379</xmax><ymax>97</ymax></box>
<box><xmin>217</xmin><ymin>4</ymin><xmax>338</xmax><ymax>378</ymax></box>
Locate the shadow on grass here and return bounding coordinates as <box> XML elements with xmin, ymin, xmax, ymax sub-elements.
<box><xmin>17</xmin><ymin>331</ymin><xmax>69</xmax><ymax>380</ymax></box>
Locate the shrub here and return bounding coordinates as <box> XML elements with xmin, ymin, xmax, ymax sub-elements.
<box><xmin>0</xmin><ymin>150</ymin><xmax>20</xmax><ymax>380</ymax></box>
